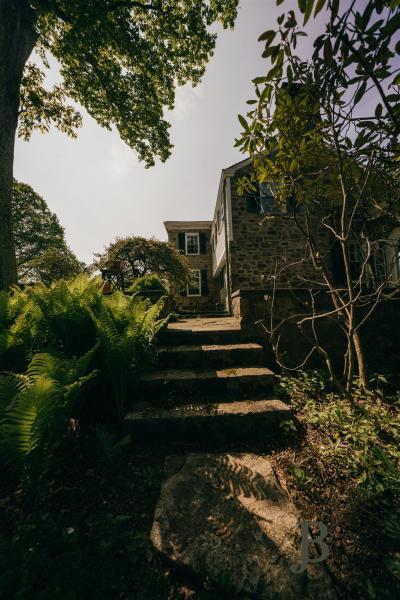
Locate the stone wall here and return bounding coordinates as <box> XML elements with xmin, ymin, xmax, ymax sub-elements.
<box><xmin>233</xmin><ymin>288</ymin><xmax>400</xmax><ymax>374</ymax></box>
<box><xmin>228</xmin><ymin>169</ymin><xmax>331</xmax><ymax>292</ymax></box>
<box><xmin>167</xmin><ymin>228</ymin><xmax>219</xmax><ymax>312</ymax></box>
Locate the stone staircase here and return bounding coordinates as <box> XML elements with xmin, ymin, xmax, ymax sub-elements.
<box><xmin>124</xmin><ymin>317</ymin><xmax>291</xmax><ymax>445</ymax></box>
<box><xmin>125</xmin><ymin>318</ymin><xmax>338</xmax><ymax>599</ymax></box>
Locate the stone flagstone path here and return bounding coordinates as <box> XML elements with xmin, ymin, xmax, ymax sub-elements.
<box><xmin>124</xmin><ymin>316</ymin><xmax>338</xmax><ymax>598</ymax></box>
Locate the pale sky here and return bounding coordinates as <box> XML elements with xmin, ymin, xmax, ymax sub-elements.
<box><xmin>14</xmin><ymin>0</ymin><xmax>326</xmax><ymax>265</ymax></box>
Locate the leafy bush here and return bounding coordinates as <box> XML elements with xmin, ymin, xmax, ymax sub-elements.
<box><xmin>0</xmin><ymin>275</ymin><xmax>166</xmax><ymax>483</ymax></box>
<box><xmin>0</xmin><ymin>274</ymin><xmax>164</xmax><ymax>377</ymax></box>
<box><xmin>90</xmin><ymin>291</ymin><xmax>165</xmax><ymax>417</ymax></box>
<box><xmin>278</xmin><ymin>371</ymin><xmax>400</xmax><ymax>498</ymax></box>
<box><xmin>128</xmin><ymin>273</ymin><xmax>169</xmax><ymax>294</ymax></box>
<box><xmin>0</xmin><ymin>347</ymin><xmax>97</xmax><ymax>481</ymax></box>
<box><xmin>0</xmin><ymin>275</ymin><xmax>101</xmax><ymax>371</ymax></box>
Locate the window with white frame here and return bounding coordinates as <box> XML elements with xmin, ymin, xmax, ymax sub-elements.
<box><xmin>368</xmin><ymin>243</ymin><xmax>388</xmax><ymax>285</ymax></box>
<box><xmin>185</xmin><ymin>232</ymin><xmax>199</xmax><ymax>255</ymax></box>
<box><xmin>187</xmin><ymin>269</ymin><xmax>201</xmax><ymax>296</ymax></box>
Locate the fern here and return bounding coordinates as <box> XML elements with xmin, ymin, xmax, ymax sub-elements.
<box><xmin>89</xmin><ymin>296</ymin><xmax>165</xmax><ymax>418</ymax></box>
<box><xmin>0</xmin><ymin>347</ymin><xmax>98</xmax><ymax>478</ymax></box>
<box><xmin>92</xmin><ymin>424</ymin><xmax>131</xmax><ymax>462</ymax></box>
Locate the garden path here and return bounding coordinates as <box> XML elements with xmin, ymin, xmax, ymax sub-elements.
<box><xmin>124</xmin><ymin>316</ymin><xmax>338</xmax><ymax>599</ymax></box>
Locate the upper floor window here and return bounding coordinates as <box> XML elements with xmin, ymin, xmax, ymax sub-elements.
<box><xmin>259</xmin><ymin>182</ymin><xmax>281</xmax><ymax>214</ymax></box>
<box><xmin>246</xmin><ymin>181</ymin><xmax>292</xmax><ymax>214</ymax></box>
<box><xmin>186</xmin><ymin>233</ymin><xmax>199</xmax><ymax>255</ymax></box>
<box><xmin>178</xmin><ymin>231</ymin><xmax>207</xmax><ymax>255</ymax></box>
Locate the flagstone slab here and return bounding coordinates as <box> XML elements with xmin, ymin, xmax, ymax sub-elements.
<box><xmin>151</xmin><ymin>453</ymin><xmax>338</xmax><ymax>599</ymax></box>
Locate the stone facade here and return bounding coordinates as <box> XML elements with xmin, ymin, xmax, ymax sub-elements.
<box><xmin>165</xmin><ymin>222</ymin><xmax>219</xmax><ymax>313</ymax></box>
<box><xmin>165</xmin><ymin>159</ymin><xmax>399</xmax><ymax>316</ymax></box>
<box><xmin>228</xmin><ymin>165</ymin><xmax>331</xmax><ymax>292</ymax></box>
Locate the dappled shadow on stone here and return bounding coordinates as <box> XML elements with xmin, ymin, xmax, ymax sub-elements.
<box><xmin>151</xmin><ymin>453</ymin><xmax>338</xmax><ymax>599</ymax></box>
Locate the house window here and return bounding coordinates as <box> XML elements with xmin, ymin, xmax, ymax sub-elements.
<box><xmin>187</xmin><ymin>269</ymin><xmax>201</xmax><ymax>296</ymax></box>
<box><xmin>185</xmin><ymin>233</ymin><xmax>199</xmax><ymax>255</ymax></box>
<box><xmin>348</xmin><ymin>240</ymin><xmax>362</xmax><ymax>279</ymax></box>
<box><xmin>259</xmin><ymin>182</ymin><xmax>281</xmax><ymax>214</ymax></box>
<box><xmin>368</xmin><ymin>244</ymin><xmax>388</xmax><ymax>285</ymax></box>
<box><xmin>246</xmin><ymin>181</ymin><xmax>283</xmax><ymax>214</ymax></box>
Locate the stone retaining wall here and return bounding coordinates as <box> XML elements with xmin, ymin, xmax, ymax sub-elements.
<box><xmin>233</xmin><ymin>288</ymin><xmax>400</xmax><ymax>373</ymax></box>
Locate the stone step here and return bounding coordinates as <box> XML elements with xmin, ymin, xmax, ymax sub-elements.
<box><xmin>159</xmin><ymin>328</ymin><xmax>245</xmax><ymax>347</ymax></box>
<box><xmin>151</xmin><ymin>453</ymin><xmax>338</xmax><ymax>599</ymax></box>
<box><xmin>174</xmin><ymin>311</ymin><xmax>230</xmax><ymax>318</ymax></box>
<box><xmin>137</xmin><ymin>366</ymin><xmax>275</xmax><ymax>398</ymax></box>
<box><xmin>124</xmin><ymin>399</ymin><xmax>291</xmax><ymax>444</ymax></box>
<box><xmin>157</xmin><ymin>342</ymin><xmax>265</xmax><ymax>370</ymax></box>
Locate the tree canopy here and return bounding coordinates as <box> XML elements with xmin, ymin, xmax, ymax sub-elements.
<box><xmin>0</xmin><ymin>0</ymin><xmax>239</xmax><ymax>289</ymax></box>
<box><xmin>13</xmin><ymin>179</ymin><xmax>84</xmax><ymax>284</ymax></box>
<box><xmin>94</xmin><ymin>235</ymin><xmax>190</xmax><ymax>287</ymax></box>
<box><xmin>236</xmin><ymin>0</ymin><xmax>400</xmax><ymax>392</ymax></box>
<box><xmin>21</xmin><ymin>0</ymin><xmax>239</xmax><ymax>166</ymax></box>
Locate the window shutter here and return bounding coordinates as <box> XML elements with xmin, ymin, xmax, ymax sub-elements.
<box><xmin>201</xmin><ymin>269</ymin><xmax>209</xmax><ymax>295</ymax></box>
<box><xmin>178</xmin><ymin>232</ymin><xmax>186</xmax><ymax>254</ymax></box>
<box><xmin>246</xmin><ymin>195</ymin><xmax>259</xmax><ymax>212</ymax></box>
<box><xmin>199</xmin><ymin>232</ymin><xmax>207</xmax><ymax>254</ymax></box>
<box><xmin>286</xmin><ymin>195</ymin><xmax>296</xmax><ymax>214</ymax></box>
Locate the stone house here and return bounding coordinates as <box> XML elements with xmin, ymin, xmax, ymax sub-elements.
<box><xmin>165</xmin><ymin>157</ymin><xmax>400</xmax><ymax>316</ymax></box>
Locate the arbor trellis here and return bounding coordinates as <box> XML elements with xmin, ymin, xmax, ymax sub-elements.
<box><xmin>0</xmin><ymin>0</ymin><xmax>238</xmax><ymax>289</ymax></box>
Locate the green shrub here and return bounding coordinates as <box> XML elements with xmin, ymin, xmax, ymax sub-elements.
<box><xmin>0</xmin><ymin>347</ymin><xmax>98</xmax><ymax>481</ymax></box>
<box><xmin>0</xmin><ymin>274</ymin><xmax>163</xmax><ymax>432</ymax></box>
<box><xmin>0</xmin><ymin>275</ymin><xmax>101</xmax><ymax>371</ymax></box>
<box><xmin>278</xmin><ymin>371</ymin><xmax>400</xmax><ymax>499</ymax></box>
<box><xmin>90</xmin><ymin>291</ymin><xmax>166</xmax><ymax>417</ymax></box>
<box><xmin>128</xmin><ymin>273</ymin><xmax>168</xmax><ymax>294</ymax></box>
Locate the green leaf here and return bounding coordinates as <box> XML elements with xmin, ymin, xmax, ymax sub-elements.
<box><xmin>253</xmin><ymin>76</ymin><xmax>266</xmax><ymax>85</ymax></box>
<box><xmin>331</xmin><ymin>0</ymin><xmax>339</xmax><ymax>21</ymax></box>
<box><xmin>238</xmin><ymin>114</ymin><xmax>249</xmax><ymax>130</ymax></box>
<box><xmin>323</xmin><ymin>37</ymin><xmax>333</xmax><ymax>61</ymax></box>
<box><xmin>354</xmin><ymin>80</ymin><xmax>367</xmax><ymax>105</ymax></box>
<box><xmin>258</xmin><ymin>30</ymin><xmax>276</xmax><ymax>45</ymax></box>
<box><xmin>260</xmin><ymin>84</ymin><xmax>272</xmax><ymax>102</ymax></box>
<box><xmin>290</xmin><ymin>158</ymin><xmax>298</xmax><ymax>172</ymax></box>
<box><xmin>375</xmin><ymin>103</ymin><xmax>383</xmax><ymax>118</ymax></box>
<box><xmin>382</xmin><ymin>13</ymin><xmax>400</xmax><ymax>35</ymax></box>
<box><xmin>303</xmin><ymin>0</ymin><xmax>315</xmax><ymax>25</ymax></box>
<box><xmin>246</xmin><ymin>99</ymin><xmax>257</xmax><ymax>105</ymax></box>
<box><xmin>314</xmin><ymin>0</ymin><xmax>326</xmax><ymax>18</ymax></box>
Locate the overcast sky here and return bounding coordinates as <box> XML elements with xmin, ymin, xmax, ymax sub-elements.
<box><xmin>14</xmin><ymin>0</ymin><xmax>327</xmax><ymax>265</ymax></box>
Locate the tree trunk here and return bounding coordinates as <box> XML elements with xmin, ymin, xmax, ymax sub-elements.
<box><xmin>353</xmin><ymin>330</ymin><xmax>368</xmax><ymax>390</ymax></box>
<box><xmin>0</xmin><ymin>0</ymin><xmax>37</xmax><ymax>289</ymax></box>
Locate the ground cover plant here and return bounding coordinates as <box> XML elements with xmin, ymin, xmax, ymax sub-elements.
<box><xmin>273</xmin><ymin>370</ymin><xmax>400</xmax><ymax>600</ymax></box>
